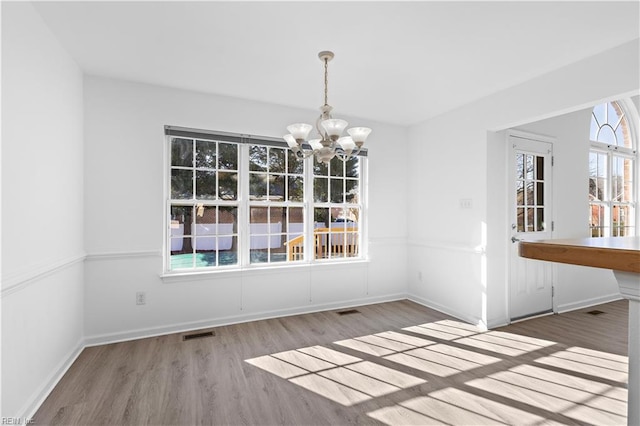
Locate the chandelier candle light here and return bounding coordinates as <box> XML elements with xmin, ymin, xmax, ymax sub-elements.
<box><xmin>284</xmin><ymin>51</ymin><xmax>371</xmax><ymax>164</ymax></box>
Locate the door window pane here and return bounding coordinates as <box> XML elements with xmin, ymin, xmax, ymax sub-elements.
<box><xmin>515</xmin><ymin>152</ymin><xmax>547</xmax><ymax>234</ymax></box>
<box><xmin>536</xmin><ymin>182</ymin><xmax>544</xmax><ymax>206</ymax></box>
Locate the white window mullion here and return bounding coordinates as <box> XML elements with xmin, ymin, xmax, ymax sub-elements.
<box><xmin>359</xmin><ymin>156</ymin><xmax>368</xmax><ymax>259</ymax></box>
<box><xmin>304</xmin><ymin>155</ymin><xmax>315</xmax><ymax>263</ymax></box>
<box><xmin>607</xmin><ymin>149</ymin><xmax>614</xmax><ymax>236</ymax></box>
<box><xmin>163</xmin><ymin>135</ymin><xmax>171</xmax><ymax>273</ymax></box>
<box><xmin>238</xmin><ymin>143</ymin><xmax>250</xmax><ymax>267</ymax></box>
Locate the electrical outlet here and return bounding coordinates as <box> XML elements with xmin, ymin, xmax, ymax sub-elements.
<box><xmin>459</xmin><ymin>198</ymin><xmax>472</xmax><ymax>209</ymax></box>
<box><xmin>418</xmin><ymin>271</ymin><xmax>423</xmax><ymax>281</ymax></box>
<box><xmin>136</xmin><ymin>291</ymin><xmax>146</xmax><ymax>305</ymax></box>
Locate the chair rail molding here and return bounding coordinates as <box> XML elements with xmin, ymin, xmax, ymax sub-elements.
<box><xmin>85</xmin><ymin>250</ymin><xmax>163</xmax><ymax>261</ymax></box>
<box><xmin>1</xmin><ymin>253</ymin><xmax>86</xmax><ymax>297</ymax></box>
<box><xmin>407</xmin><ymin>238</ymin><xmax>486</xmax><ymax>254</ymax></box>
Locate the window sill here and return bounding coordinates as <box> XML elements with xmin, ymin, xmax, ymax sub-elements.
<box><xmin>160</xmin><ymin>258</ymin><xmax>370</xmax><ymax>283</ymax></box>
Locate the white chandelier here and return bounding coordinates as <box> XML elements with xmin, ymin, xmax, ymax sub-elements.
<box><xmin>283</xmin><ymin>51</ymin><xmax>372</xmax><ymax>164</ymax></box>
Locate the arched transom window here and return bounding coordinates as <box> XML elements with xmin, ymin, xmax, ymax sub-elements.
<box><xmin>589</xmin><ymin>100</ymin><xmax>637</xmax><ymax>237</ymax></box>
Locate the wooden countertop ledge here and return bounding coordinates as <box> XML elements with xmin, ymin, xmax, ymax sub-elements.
<box><xmin>519</xmin><ymin>237</ymin><xmax>640</xmax><ymax>273</ymax></box>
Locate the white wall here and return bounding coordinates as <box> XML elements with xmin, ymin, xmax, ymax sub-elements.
<box><xmin>83</xmin><ymin>76</ymin><xmax>409</xmax><ymax>343</ymax></box>
<box><xmin>408</xmin><ymin>39</ymin><xmax>639</xmax><ymax>328</ymax></box>
<box><xmin>1</xmin><ymin>3</ymin><xmax>84</xmax><ymax>418</ymax></box>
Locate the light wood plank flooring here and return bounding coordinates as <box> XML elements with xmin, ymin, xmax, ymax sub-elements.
<box><xmin>34</xmin><ymin>299</ymin><xmax>629</xmax><ymax>425</ymax></box>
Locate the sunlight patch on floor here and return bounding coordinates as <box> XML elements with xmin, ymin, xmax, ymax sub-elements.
<box><xmin>354</xmin><ymin>334</ymin><xmax>418</xmax><ymax>352</ymax></box>
<box><xmin>345</xmin><ymin>361</ymin><xmax>426</xmax><ymax>389</ymax></box>
<box><xmin>466</xmin><ymin>366</ymin><xmax>627</xmax><ymax>425</ymax></box>
<box><xmin>374</xmin><ymin>330</ymin><xmax>435</xmax><ymax>347</ymax></box>
<box><xmin>318</xmin><ymin>367</ymin><xmax>403</xmax><ymax>397</ymax></box>
<box><xmin>402</xmin><ymin>324</ymin><xmax>466</xmax><ymax>341</ymax></box>
<box><xmin>436</xmin><ymin>319</ymin><xmax>483</xmax><ymax>332</ymax></box>
<box><xmin>245</xmin><ymin>354</ymin><xmax>308</xmax><ymax>379</ymax></box>
<box><xmin>566</xmin><ymin>345</ymin><xmax>628</xmax><ymax>364</ymax></box>
<box><xmin>333</xmin><ymin>337</ymin><xmax>396</xmax><ymax>357</ymax></box>
<box><xmin>454</xmin><ymin>330</ymin><xmax>550</xmax><ymax>356</ymax></box>
<box><xmin>384</xmin><ymin>343</ymin><xmax>501</xmax><ymax>377</ymax></box>
<box><xmin>297</xmin><ymin>345</ymin><xmax>362</xmax><ymax>365</ymax></box>
<box><xmin>367</xmin><ymin>388</ymin><xmax>552</xmax><ymax>425</ymax></box>
<box><xmin>245</xmin><ymin>319</ymin><xmax>627</xmax><ymax>423</ymax></box>
<box><xmin>509</xmin><ymin>364</ymin><xmax>627</xmax><ymax>401</ymax></box>
<box><xmin>367</xmin><ymin>403</ymin><xmax>444</xmax><ymax>425</ymax></box>
<box><xmin>535</xmin><ymin>349</ymin><xmax>628</xmax><ymax>383</ymax></box>
<box><xmin>289</xmin><ymin>374</ymin><xmax>371</xmax><ymax>406</ymax></box>
<box><xmin>400</xmin><ymin>319</ymin><xmax>482</xmax><ymax>341</ymax></box>
<box><xmin>548</xmin><ymin>346</ymin><xmax>628</xmax><ymax>373</ymax></box>
<box><xmin>287</xmin><ymin>359</ymin><xmax>427</xmax><ymax>406</ymax></box>
<box><xmin>483</xmin><ymin>330</ymin><xmax>556</xmax><ymax>348</ymax></box>
<box><xmin>335</xmin><ymin>329</ymin><xmax>436</xmax><ymax>357</ymax></box>
<box><xmin>425</xmin><ymin>343</ymin><xmax>502</xmax><ymax>366</ymax></box>
<box><xmin>246</xmin><ymin>343</ymin><xmax>425</xmax><ymax>406</ymax></box>
<box><xmin>384</xmin><ymin>352</ymin><xmax>461</xmax><ymax>377</ymax></box>
<box><xmin>272</xmin><ymin>350</ymin><xmax>336</xmax><ymax>372</ymax></box>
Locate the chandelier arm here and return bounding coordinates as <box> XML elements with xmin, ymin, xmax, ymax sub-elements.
<box><xmin>334</xmin><ymin>144</ymin><xmax>363</xmax><ymax>162</ymax></box>
<box><xmin>316</xmin><ymin>114</ymin><xmax>324</xmax><ymax>141</ymax></box>
<box><xmin>334</xmin><ymin>152</ymin><xmax>353</xmax><ymax>162</ymax></box>
<box><xmin>294</xmin><ymin>147</ymin><xmax>318</xmax><ymax>160</ymax></box>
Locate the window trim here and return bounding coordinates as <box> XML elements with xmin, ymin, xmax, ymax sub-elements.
<box><xmin>163</xmin><ymin>125</ymin><xmax>368</xmax><ymax>275</ymax></box>
<box><xmin>588</xmin><ymin>100</ymin><xmax>639</xmax><ymax>238</ymax></box>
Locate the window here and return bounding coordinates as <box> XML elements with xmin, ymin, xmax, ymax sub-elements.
<box><xmin>247</xmin><ymin>144</ymin><xmax>304</xmax><ymax>265</ymax></box>
<box><xmin>169</xmin><ymin>137</ymin><xmax>239</xmax><ymax>269</ymax></box>
<box><xmin>312</xmin><ymin>156</ymin><xmax>361</xmax><ymax>260</ymax></box>
<box><xmin>165</xmin><ymin>126</ymin><xmax>367</xmax><ymax>272</ymax></box>
<box><xmin>515</xmin><ymin>152</ymin><xmax>546</xmax><ymax>232</ymax></box>
<box><xmin>589</xmin><ymin>101</ymin><xmax>637</xmax><ymax>237</ymax></box>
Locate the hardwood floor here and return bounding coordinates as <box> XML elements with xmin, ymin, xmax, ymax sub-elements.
<box><xmin>34</xmin><ymin>299</ymin><xmax>629</xmax><ymax>425</ymax></box>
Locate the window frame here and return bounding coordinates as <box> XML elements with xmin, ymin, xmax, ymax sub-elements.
<box><xmin>311</xmin><ymin>155</ymin><xmax>364</xmax><ymax>261</ymax></box>
<box><xmin>588</xmin><ymin>100</ymin><xmax>638</xmax><ymax>238</ymax></box>
<box><xmin>163</xmin><ymin>126</ymin><xmax>368</xmax><ymax>275</ymax></box>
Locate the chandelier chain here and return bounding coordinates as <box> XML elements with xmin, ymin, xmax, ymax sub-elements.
<box><xmin>324</xmin><ymin>57</ymin><xmax>329</xmax><ymax>107</ymax></box>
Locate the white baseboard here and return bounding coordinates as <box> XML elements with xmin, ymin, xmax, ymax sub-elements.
<box><xmin>557</xmin><ymin>293</ymin><xmax>623</xmax><ymax>314</ymax></box>
<box><xmin>486</xmin><ymin>316</ymin><xmax>510</xmax><ymax>329</ymax></box>
<box><xmin>19</xmin><ymin>339</ymin><xmax>85</xmax><ymax>421</ymax></box>
<box><xmin>407</xmin><ymin>294</ymin><xmax>485</xmax><ymax>330</ymax></box>
<box><xmin>84</xmin><ymin>293</ymin><xmax>408</xmax><ymax>347</ymax></box>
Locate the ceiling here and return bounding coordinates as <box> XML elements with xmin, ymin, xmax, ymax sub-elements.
<box><xmin>33</xmin><ymin>1</ymin><xmax>640</xmax><ymax>126</ymax></box>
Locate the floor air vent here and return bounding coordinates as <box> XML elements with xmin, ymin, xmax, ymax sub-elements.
<box><xmin>337</xmin><ymin>309</ymin><xmax>360</xmax><ymax>316</ymax></box>
<box><xmin>586</xmin><ymin>310</ymin><xmax>605</xmax><ymax>316</ymax></box>
<box><xmin>182</xmin><ymin>331</ymin><xmax>215</xmax><ymax>341</ymax></box>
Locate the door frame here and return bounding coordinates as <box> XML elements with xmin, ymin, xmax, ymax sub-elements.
<box><xmin>506</xmin><ymin>129</ymin><xmax>558</xmax><ymax>323</ymax></box>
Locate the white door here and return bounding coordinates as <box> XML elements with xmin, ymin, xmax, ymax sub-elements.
<box><xmin>508</xmin><ymin>133</ymin><xmax>554</xmax><ymax>321</ymax></box>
